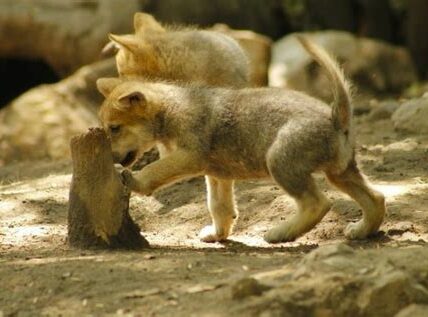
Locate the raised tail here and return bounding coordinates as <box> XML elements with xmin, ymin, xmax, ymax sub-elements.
<box><xmin>296</xmin><ymin>35</ymin><xmax>352</xmax><ymax>133</ymax></box>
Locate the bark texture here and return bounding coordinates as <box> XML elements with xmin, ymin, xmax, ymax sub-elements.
<box><xmin>67</xmin><ymin>128</ymin><xmax>149</xmax><ymax>249</ymax></box>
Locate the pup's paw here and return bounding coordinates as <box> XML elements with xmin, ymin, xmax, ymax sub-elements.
<box><xmin>199</xmin><ymin>225</ymin><xmax>227</xmax><ymax>243</ymax></box>
<box><xmin>120</xmin><ymin>169</ymin><xmax>145</xmax><ymax>194</ymax></box>
<box><xmin>264</xmin><ymin>224</ymin><xmax>296</xmax><ymax>243</ymax></box>
<box><xmin>344</xmin><ymin>220</ymin><xmax>377</xmax><ymax>239</ymax></box>
<box><xmin>120</xmin><ymin>169</ymin><xmax>133</xmax><ymax>186</ymax></box>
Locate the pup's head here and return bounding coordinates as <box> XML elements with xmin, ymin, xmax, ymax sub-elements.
<box><xmin>133</xmin><ymin>12</ymin><xmax>165</xmax><ymax>35</ymax></box>
<box><xmin>97</xmin><ymin>78</ymin><xmax>160</xmax><ymax>166</ymax></box>
<box><xmin>107</xmin><ymin>34</ymin><xmax>162</xmax><ymax>78</ymax></box>
<box><xmin>104</xmin><ymin>13</ymin><xmax>166</xmax><ymax>77</ymax></box>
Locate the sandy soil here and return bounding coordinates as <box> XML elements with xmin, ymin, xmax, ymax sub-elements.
<box><xmin>1</xmin><ymin>115</ymin><xmax>428</xmax><ymax>316</ymax></box>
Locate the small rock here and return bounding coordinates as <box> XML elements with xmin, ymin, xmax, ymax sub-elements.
<box><xmin>186</xmin><ymin>284</ymin><xmax>221</xmax><ymax>294</ymax></box>
<box><xmin>61</xmin><ymin>272</ymin><xmax>72</xmax><ymax>279</ymax></box>
<box><xmin>116</xmin><ymin>308</ymin><xmax>131</xmax><ymax>315</ymax></box>
<box><xmin>123</xmin><ymin>288</ymin><xmax>162</xmax><ymax>299</ymax></box>
<box><xmin>392</xmin><ymin>97</ymin><xmax>428</xmax><ymax>133</ymax></box>
<box><xmin>383</xmin><ymin>138</ymin><xmax>419</xmax><ymax>152</ymax></box>
<box><xmin>231</xmin><ymin>277</ymin><xmax>270</xmax><ymax>300</ymax></box>
<box><xmin>303</xmin><ymin>243</ymin><xmax>354</xmax><ymax>263</ymax></box>
<box><xmin>269</xmin><ymin>31</ymin><xmax>416</xmax><ymax>101</ymax></box>
<box><xmin>368</xmin><ymin>100</ymin><xmax>400</xmax><ymax>121</ymax></box>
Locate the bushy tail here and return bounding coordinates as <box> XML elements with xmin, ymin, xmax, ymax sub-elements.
<box><xmin>296</xmin><ymin>35</ymin><xmax>352</xmax><ymax>133</ymax></box>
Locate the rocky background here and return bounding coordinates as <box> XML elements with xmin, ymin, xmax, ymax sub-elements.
<box><xmin>1</xmin><ymin>0</ymin><xmax>428</xmax><ymax>164</ymax></box>
<box><xmin>1</xmin><ymin>1</ymin><xmax>428</xmax><ymax>316</ymax></box>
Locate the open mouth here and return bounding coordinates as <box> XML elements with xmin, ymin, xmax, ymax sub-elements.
<box><xmin>120</xmin><ymin>150</ymin><xmax>138</xmax><ymax>167</ymax></box>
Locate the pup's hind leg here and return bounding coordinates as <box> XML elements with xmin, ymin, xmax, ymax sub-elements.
<box><xmin>326</xmin><ymin>160</ymin><xmax>385</xmax><ymax>239</ymax></box>
<box><xmin>264</xmin><ymin>175</ymin><xmax>331</xmax><ymax>243</ymax></box>
<box><xmin>264</xmin><ymin>139</ymin><xmax>332</xmax><ymax>243</ymax></box>
<box><xmin>199</xmin><ymin>176</ymin><xmax>238</xmax><ymax>242</ymax></box>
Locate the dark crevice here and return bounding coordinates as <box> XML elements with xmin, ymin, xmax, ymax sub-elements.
<box><xmin>0</xmin><ymin>58</ymin><xmax>60</xmax><ymax>108</ymax></box>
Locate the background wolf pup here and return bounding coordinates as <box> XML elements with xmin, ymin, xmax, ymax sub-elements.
<box><xmin>106</xmin><ymin>12</ymin><xmax>250</xmax><ymax>88</ymax></box>
<box><xmin>97</xmin><ymin>37</ymin><xmax>386</xmax><ymax>243</ymax></box>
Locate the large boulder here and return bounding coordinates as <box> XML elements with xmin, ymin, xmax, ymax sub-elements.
<box><xmin>0</xmin><ymin>0</ymin><xmax>139</xmax><ymax>76</ymax></box>
<box><xmin>368</xmin><ymin>99</ymin><xmax>400</xmax><ymax>122</ymax></box>
<box><xmin>0</xmin><ymin>59</ymin><xmax>116</xmax><ymax>165</ymax></box>
<box><xmin>233</xmin><ymin>245</ymin><xmax>428</xmax><ymax>317</ymax></box>
<box><xmin>269</xmin><ymin>31</ymin><xmax>417</xmax><ymax>102</ymax></box>
<box><xmin>392</xmin><ymin>95</ymin><xmax>428</xmax><ymax>134</ymax></box>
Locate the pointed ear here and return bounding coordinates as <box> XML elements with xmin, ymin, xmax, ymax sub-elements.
<box><xmin>134</xmin><ymin>12</ymin><xmax>165</xmax><ymax>35</ymax></box>
<box><xmin>96</xmin><ymin>77</ymin><xmax>123</xmax><ymax>97</ymax></box>
<box><xmin>108</xmin><ymin>34</ymin><xmax>139</xmax><ymax>53</ymax></box>
<box><xmin>118</xmin><ymin>91</ymin><xmax>146</xmax><ymax>109</ymax></box>
<box><xmin>100</xmin><ymin>41</ymin><xmax>118</xmax><ymax>56</ymax></box>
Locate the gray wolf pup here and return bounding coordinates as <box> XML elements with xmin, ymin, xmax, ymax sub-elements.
<box><xmin>97</xmin><ymin>36</ymin><xmax>386</xmax><ymax>243</ymax></box>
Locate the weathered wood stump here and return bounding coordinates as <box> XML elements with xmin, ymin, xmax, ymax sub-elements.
<box><xmin>67</xmin><ymin>128</ymin><xmax>149</xmax><ymax>249</ymax></box>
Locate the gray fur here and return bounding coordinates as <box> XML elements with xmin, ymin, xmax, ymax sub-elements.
<box><xmin>98</xmin><ymin>38</ymin><xmax>386</xmax><ymax>243</ymax></box>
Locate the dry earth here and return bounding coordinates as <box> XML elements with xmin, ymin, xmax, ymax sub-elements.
<box><xmin>1</xmin><ymin>114</ymin><xmax>428</xmax><ymax>316</ymax></box>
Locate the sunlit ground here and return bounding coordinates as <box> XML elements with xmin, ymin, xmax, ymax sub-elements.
<box><xmin>1</xmin><ymin>171</ymin><xmax>427</xmax><ymax>250</ymax></box>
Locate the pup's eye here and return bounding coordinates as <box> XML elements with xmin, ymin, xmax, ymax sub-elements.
<box><xmin>109</xmin><ymin>125</ymin><xmax>121</xmax><ymax>134</ymax></box>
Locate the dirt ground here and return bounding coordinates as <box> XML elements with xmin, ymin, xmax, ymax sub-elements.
<box><xmin>1</xmin><ymin>114</ymin><xmax>428</xmax><ymax>317</ymax></box>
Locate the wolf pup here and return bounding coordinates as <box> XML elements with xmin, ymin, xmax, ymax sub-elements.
<box><xmin>104</xmin><ymin>12</ymin><xmax>249</xmax><ymax>88</ymax></box>
<box><xmin>97</xmin><ymin>36</ymin><xmax>386</xmax><ymax>243</ymax></box>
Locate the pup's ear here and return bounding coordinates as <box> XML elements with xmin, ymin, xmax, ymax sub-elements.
<box><xmin>118</xmin><ymin>91</ymin><xmax>146</xmax><ymax>109</ymax></box>
<box><xmin>108</xmin><ymin>34</ymin><xmax>139</xmax><ymax>53</ymax></box>
<box><xmin>96</xmin><ymin>77</ymin><xmax>123</xmax><ymax>97</ymax></box>
<box><xmin>134</xmin><ymin>12</ymin><xmax>165</xmax><ymax>35</ymax></box>
<box><xmin>100</xmin><ymin>41</ymin><xmax>118</xmax><ymax>56</ymax></box>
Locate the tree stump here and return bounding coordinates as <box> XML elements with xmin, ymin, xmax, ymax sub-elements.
<box><xmin>67</xmin><ymin>128</ymin><xmax>149</xmax><ymax>249</ymax></box>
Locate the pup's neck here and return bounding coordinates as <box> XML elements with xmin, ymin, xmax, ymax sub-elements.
<box><xmin>148</xmin><ymin>83</ymin><xmax>187</xmax><ymax>142</ymax></box>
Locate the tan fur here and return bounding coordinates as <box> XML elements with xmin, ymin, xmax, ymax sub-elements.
<box><xmin>296</xmin><ymin>35</ymin><xmax>353</xmax><ymax>132</ymax></box>
<box><xmin>106</xmin><ymin>12</ymin><xmax>249</xmax><ymax>88</ymax></box>
<box><xmin>98</xmin><ymin>37</ymin><xmax>385</xmax><ymax>243</ymax></box>
<box><xmin>133</xmin><ymin>12</ymin><xmax>166</xmax><ymax>34</ymax></box>
<box><xmin>103</xmin><ymin>13</ymin><xmax>250</xmax><ymax>242</ymax></box>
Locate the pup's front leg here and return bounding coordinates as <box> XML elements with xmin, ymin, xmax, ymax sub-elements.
<box><xmin>122</xmin><ymin>150</ymin><xmax>203</xmax><ymax>195</ymax></box>
<box><xmin>199</xmin><ymin>176</ymin><xmax>238</xmax><ymax>242</ymax></box>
